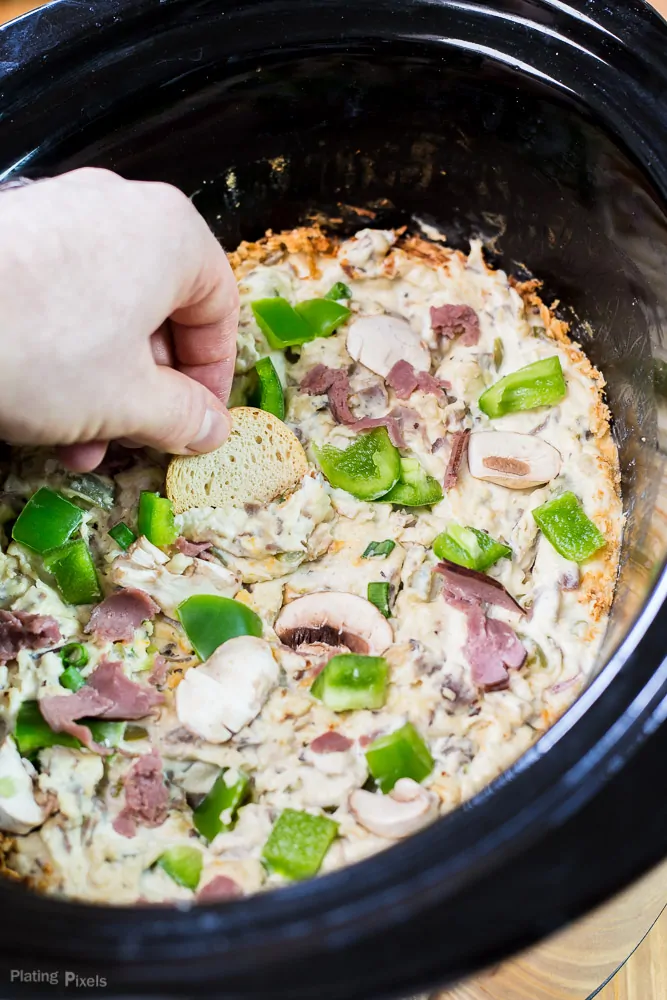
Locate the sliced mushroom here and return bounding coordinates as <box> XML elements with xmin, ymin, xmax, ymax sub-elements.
<box><xmin>274</xmin><ymin>592</ymin><xmax>393</xmax><ymax>656</ymax></box>
<box><xmin>349</xmin><ymin>778</ymin><xmax>438</xmax><ymax>839</ymax></box>
<box><xmin>468</xmin><ymin>431</ymin><xmax>561</xmax><ymax>489</ymax></box>
<box><xmin>0</xmin><ymin>737</ymin><xmax>46</xmax><ymax>835</ymax></box>
<box><xmin>176</xmin><ymin>636</ymin><xmax>279</xmax><ymax>743</ymax></box>
<box><xmin>346</xmin><ymin>315</ymin><xmax>431</xmax><ymax>378</ymax></box>
<box><xmin>111</xmin><ymin>536</ymin><xmax>240</xmax><ymax>618</ymax></box>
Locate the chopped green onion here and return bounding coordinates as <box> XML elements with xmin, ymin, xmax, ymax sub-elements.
<box><xmin>108</xmin><ymin>522</ymin><xmax>136</xmax><ymax>551</ymax></box>
<box><xmin>249</xmin><ymin>356</ymin><xmax>285</xmax><ymax>420</ymax></box>
<box><xmin>262</xmin><ymin>808</ymin><xmax>338</xmax><ymax>880</ymax></box>
<box><xmin>365</xmin><ymin>722</ymin><xmax>434</xmax><ymax>793</ymax></box>
<box><xmin>43</xmin><ymin>539</ymin><xmax>101</xmax><ymax>605</ymax></box>
<box><xmin>362</xmin><ymin>540</ymin><xmax>396</xmax><ymax>559</ymax></box>
<box><xmin>532</xmin><ymin>491</ymin><xmax>606</xmax><ymax>563</ymax></box>
<box><xmin>14</xmin><ymin>701</ymin><xmax>124</xmax><ymax>755</ymax></box>
<box><xmin>124</xmin><ymin>725</ymin><xmax>149</xmax><ymax>741</ymax></box>
<box><xmin>177</xmin><ymin>595</ymin><xmax>263</xmax><ymax>661</ymax></box>
<box><xmin>493</xmin><ymin>337</ymin><xmax>504</xmax><ymax>370</ymax></box>
<box><xmin>193</xmin><ymin>769</ymin><xmax>250</xmax><ymax>842</ymax></box>
<box><xmin>60</xmin><ymin>666</ymin><xmax>85</xmax><ymax>692</ymax></box>
<box><xmin>294</xmin><ymin>299</ymin><xmax>351</xmax><ymax>339</ymax></box>
<box><xmin>478</xmin><ymin>356</ymin><xmax>566</xmax><ymax>418</ymax></box>
<box><xmin>60</xmin><ymin>642</ymin><xmax>89</xmax><ymax>669</ymax></box>
<box><xmin>66</xmin><ymin>473</ymin><xmax>115</xmax><ymax>511</ymax></box>
<box><xmin>156</xmin><ymin>846</ymin><xmax>203</xmax><ymax>891</ymax></box>
<box><xmin>367</xmin><ymin>582</ymin><xmax>391</xmax><ymax>618</ymax></box>
<box><xmin>310</xmin><ymin>653</ymin><xmax>389</xmax><ymax>712</ymax></box>
<box><xmin>12</xmin><ymin>487</ymin><xmax>83</xmax><ymax>554</ymax></box>
<box><xmin>138</xmin><ymin>492</ymin><xmax>177</xmax><ymax>548</ymax></box>
<box><xmin>433</xmin><ymin>524</ymin><xmax>512</xmax><ymax>571</ymax></box>
<box><xmin>324</xmin><ymin>282</ymin><xmax>352</xmax><ymax>301</ymax></box>
<box><xmin>315</xmin><ymin>427</ymin><xmax>401</xmax><ymax>501</ymax></box>
<box><xmin>379</xmin><ymin>457</ymin><xmax>443</xmax><ymax>507</ymax></box>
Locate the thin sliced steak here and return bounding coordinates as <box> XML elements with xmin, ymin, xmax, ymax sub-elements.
<box><xmin>113</xmin><ymin>749</ymin><xmax>169</xmax><ymax>838</ymax></box>
<box><xmin>174</xmin><ymin>538</ymin><xmax>213</xmax><ymax>558</ymax></box>
<box><xmin>310</xmin><ymin>731</ymin><xmax>353</xmax><ymax>753</ymax></box>
<box><xmin>197</xmin><ymin>875</ymin><xmax>243</xmax><ymax>902</ymax></box>
<box><xmin>443</xmin><ymin>430</ymin><xmax>470</xmax><ymax>490</ymax></box>
<box><xmin>430</xmin><ymin>304</ymin><xmax>480</xmax><ymax>346</ymax></box>
<box><xmin>0</xmin><ymin>610</ymin><xmax>61</xmax><ymax>664</ymax></box>
<box><xmin>435</xmin><ymin>560</ymin><xmax>525</xmax><ymax>615</ymax></box>
<box><xmin>39</xmin><ymin>687</ymin><xmax>115</xmax><ymax>754</ymax></box>
<box><xmin>85</xmin><ymin>588</ymin><xmax>160</xmax><ymax>642</ymax></box>
<box><xmin>385</xmin><ymin>360</ymin><xmax>449</xmax><ymax>400</ymax></box>
<box><xmin>87</xmin><ymin>659</ymin><xmax>164</xmax><ymax>718</ymax></box>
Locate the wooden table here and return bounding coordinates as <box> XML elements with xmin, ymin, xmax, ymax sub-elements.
<box><xmin>0</xmin><ymin>0</ymin><xmax>666</xmax><ymax>997</ymax></box>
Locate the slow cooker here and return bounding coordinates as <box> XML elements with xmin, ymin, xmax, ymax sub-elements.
<box><xmin>0</xmin><ymin>1</ymin><xmax>666</xmax><ymax>997</ymax></box>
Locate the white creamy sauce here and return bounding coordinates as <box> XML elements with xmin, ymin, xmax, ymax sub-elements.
<box><xmin>0</xmin><ymin>228</ymin><xmax>621</xmax><ymax>904</ymax></box>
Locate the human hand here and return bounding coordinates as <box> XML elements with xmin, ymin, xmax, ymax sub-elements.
<box><xmin>0</xmin><ymin>168</ymin><xmax>239</xmax><ymax>471</ymax></box>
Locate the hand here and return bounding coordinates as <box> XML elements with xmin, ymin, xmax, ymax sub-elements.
<box><xmin>0</xmin><ymin>168</ymin><xmax>239</xmax><ymax>471</ymax></box>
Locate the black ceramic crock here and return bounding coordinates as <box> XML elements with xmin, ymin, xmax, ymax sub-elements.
<box><xmin>1</xmin><ymin>1</ymin><xmax>667</xmax><ymax>997</ymax></box>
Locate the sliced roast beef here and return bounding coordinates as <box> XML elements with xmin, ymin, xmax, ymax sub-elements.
<box><xmin>435</xmin><ymin>560</ymin><xmax>525</xmax><ymax>615</ymax></box>
<box><xmin>197</xmin><ymin>875</ymin><xmax>243</xmax><ymax>902</ymax></box>
<box><xmin>0</xmin><ymin>610</ymin><xmax>61</xmax><ymax>664</ymax></box>
<box><xmin>300</xmin><ymin>365</ymin><xmax>356</xmax><ymax>424</ymax></box>
<box><xmin>385</xmin><ymin>360</ymin><xmax>450</xmax><ymax>400</ymax></box>
<box><xmin>174</xmin><ymin>538</ymin><xmax>213</xmax><ymax>559</ymax></box>
<box><xmin>349</xmin><ymin>412</ymin><xmax>407</xmax><ymax>448</ymax></box>
<box><xmin>443</xmin><ymin>429</ymin><xmax>470</xmax><ymax>490</ymax></box>
<box><xmin>300</xmin><ymin>364</ymin><xmax>338</xmax><ymax>395</ymax></box>
<box><xmin>458</xmin><ymin>602</ymin><xmax>526</xmax><ymax>691</ymax></box>
<box><xmin>86</xmin><ymin>659</ymin><xmax>164</xmax><ymax>719</ymax></box>
<box><xmin>148</xmin><ymin>654</ymin><xmax>169</xmax><ymax>688</ymax></box>
<box><xmin>310</xmin><ymin>731</ymin><xmax>354</xmax><ymax>754</ymax></box>
<box><xmin>430</xmin><ymin>304</ymin><xmax>480</xmax><ymax>346</ymax></box>
<box><xmin>85</xmin><ymin>588</ymin><xmax>160</xmax><ymax>642</ymax></box>
<box><xmin>39</xmin><ymin>687</ymin><xmax>115</xmax><ymax>753</ymax></box>
<box><xmin>113</xmin><ymin>749</ymin><xmax>169</xmax><ymax>838</ymax></box>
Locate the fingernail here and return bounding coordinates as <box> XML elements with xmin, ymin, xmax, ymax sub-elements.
<box><xmin>187</xmin><ymin>407</ymin><xmax>231</xmax><ymax>453</ymax></box>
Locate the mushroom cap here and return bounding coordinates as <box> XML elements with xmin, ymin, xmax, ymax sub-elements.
<box><xmin>0</xmin><ymin>737</ymin><xmax>46</xmax><ymax>835</ymax></box>
<box><xmin>274</xmin><ymin>592</ymin><xmax>393</xmax><ymax>656</ymax></box>
<box><xmin>468</xmin><ymin>431</ymin><xmax>561</xmax><ymax>489</ymax></box>
<box><xmin>346</xmin><ymin>315</ymin><xmax>431</xmax><ymax>378</ymax></box>
<box><xmin>349</xmin><ymin>778</ymin><xmax>438</xmax><ymax>839</ymax></box>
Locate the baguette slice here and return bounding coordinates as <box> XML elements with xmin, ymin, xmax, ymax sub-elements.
<box><xmin>166</xmin><ymin>407</ymin><xmax>309</xmax><ymax>514</ymax></box>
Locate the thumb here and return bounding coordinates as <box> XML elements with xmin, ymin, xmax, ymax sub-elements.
<box><xmin>126</xmin><ymin>365</ymin><xmax>232</xmax><ymax>455</ymax></box>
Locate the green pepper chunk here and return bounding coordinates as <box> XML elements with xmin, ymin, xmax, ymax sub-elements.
<box><xmin>249</xmin><ymin>356</ymin><xmax>285</xmax><ymax>420</ymax></box>
<box><xmin>252</xmin><ymin>298</ymin><xmax>313</xmax><ymax>349</ymax></box>
<box><xmin>379</xmin><ymin>457</ymin><xmax>443</xmax><ymax>507</ymax></box>
<box><xmin>108</xmin><ymin>521</ymin><xmax>136</xmax><ymax>551</ymax></box>
<box><xmin>66</xmin><ymin>473</ymin><xmax>115</xmax><ymax>511</ymax></box>
<box><xmin>177</xmin><ymin>595</ymin><xmax>263</xmax><ymax>661</ymax></box>
<box><xmin>60</xmin><ymin>642</ymin><xmax>89</xmax><ymax>670</ymax></box>
<box><xmin>43</xmin><ymin>539</ymin><xmax>101</xmax><ymax>605</ymax></box>
<box><xmin>315</xmin><ymin>427</ymin><xmax>401</xmax><ymax>501</ymax></box>
<box><xmin>14</xmin><ymin>700</ymin><xmax>124</xmax><ymax>755</ymax></box>
<box><xmin>193</xmin><ymin>769</ymin><xmax>250</xmax><ymax>842</ymax></box>
<box><xmin>367</xmin><ymin>582</ymin><xmax>391</xmax><ymax>618</ymax></box>
<box><xmin>362</xmin><ymin>539</ymin><xmax>396</xmax><ymax>559</ymax></box>
<box><xmin>433</xmin><ymin>524</ymin><xmax>512</xmax><ymax>571</ymax></box>
<box><xmin>138</xmin><ymin>492</ymin><xmax>177</xmax><ymax>548</ymax></box>
<box><xmin>156</xmin><ymin>846</ymin><xmax>203</xmax><ymax>891</ymax></box>
<box><xmin>60</xmin><ymin>666</ymin><xmax>86</xmax><ymax>692</ymax></box>
<box><xmin>365</xmin><ymin>722</ymin><xmax>434</xmax><ymax>793</ymax></box>
<box><xmin>262</xmin><ymin>808</ymin><xmax>338</xmax><ymax>880</ymax></box>
<box><xmin>294</xmin><ymin>299</ymin><xmax>351</xmax><ymax>338</ymax></box>
<box><xmin>310</xmin><ymin>653</ymin><xmax>389</xmax><ymax>711</ymax></box>
<box><xmin>478</xmin><ymin>356</ymin><xmax>566</xmax><ymax>417</ymax></box>
<box><xmin>12</xmin><ymin>488</ymin><xmax>83</xmax><ymax>554</ymax></box>
<box><xmin>532</xmin><ymin>491</ymin><xmax>606</xmax><ymax>563</ymax></box>
<box><xmin>324</xmin><ymin>282</ymin><xmax>352</xmax><ymax>301</ymax></box>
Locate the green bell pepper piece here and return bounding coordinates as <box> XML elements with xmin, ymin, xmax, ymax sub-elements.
<box><xmin>478</xmin><ymin>356</ymin><xmax>567</xmax><ymax>417</ymax></box>
<box><xmin>66</xmin><ymin>473</ymin><xmax>116</xmax><ymax>511</ymax></box>
<box><xmin>367</xmin><ymin>582</ymin><xmax>391</xmax><ymax>618</ymax></box>
<box><xmin>156</xmin><ymin>845</ymin><xmax>203</xmax><ymax>891</ymax></box>
<box><xmin>14</xmin><ymin>700</ymin><xmax>124</xmax><ymax>755</ymax></box>
<box><xmin>177</xmin><ymin>595</ymin><xmax>263</xmax><ymax>661</ymax></box>
<box><xmin>294</xmin><ymin>299</ymin><xmax>351</xmax><ymax>338</ymax></box>
<box><xmin>252</xmin><ymin>298</ymin><xmax>313</xmax><ymax>349</ymax></box>
<box><xmin>193</xmin><ymin>769</ymin><xmax>250</xmax><ymax>842</ymax></box>
<box><xmin>433</xmin><ymin>524</ymin><xmax>512</xmax><ymax>571</ymax></box>
<box><xmin>108</xmin><ymin>521</ymin><xmax>136</xmax><ymax>551</ymax></box>
<box><xmin>262</xmin><ymin>808</ymin><xmax>338</xmax><ymax>880</ymax></box>
<box><xmin>249</xmin><ymin>356</ymin><xmax>285</xmax><ymax>420</ymax></box>
<box><xmin>12</xmin><ymin>487</ymin><xmax>83</xmax><ymax>554</ymax></box>
<box><xmin>362</xmin><ymin>539</ymin><xmax>396</xmax><ymax>559</ymax></box>
<box><xmin>365</xmin><ymin>722</ymin><xmax>434</xmax><ymax>793</ymax></box>
<box><xmin>60</xmin><ymin>666</ymin><xmax>86</xmax><ymax>692</ymax></box>
<box><xmin>60</xmin><ymin>642</ymin><xmax>89</xmax><ymax>670</ymax></box>
<box><xmin>138</xmin><ymin>492</ymin><xmax>177</xmax><ymax>548</ymax></box>
<box><xmin>315</xmin><ymin>427</ymin><xmax>401</xmax><ymax>501</ymax></box>
<box><xmin>43</xmin><ymin>539</ymin><xmax>101</xmax><ymax>605</ymax></box>
<box><xmin>310</xmin><ymin>653</ymin><xmax>389</xmax><ymax>711</ymax></box>
<box><xmin>379</xmin><ymin>457</ymin><xmax>443</xmax><ymax>507</ymax></box>
<box><xmin>324</xmin><ymin>282</ymin><xmax>352</xmax><ymax>301</ymax></box>
<box><xmin>532</xmin><ymin>491</ymin><xmax>606</xmax><ymax>563</ymax></box>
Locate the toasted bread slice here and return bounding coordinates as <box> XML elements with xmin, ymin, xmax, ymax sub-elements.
<box><xmin>166</xmin><ymin>407</ymin><xmax>309</xmax><ymax>513</ymax></box>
